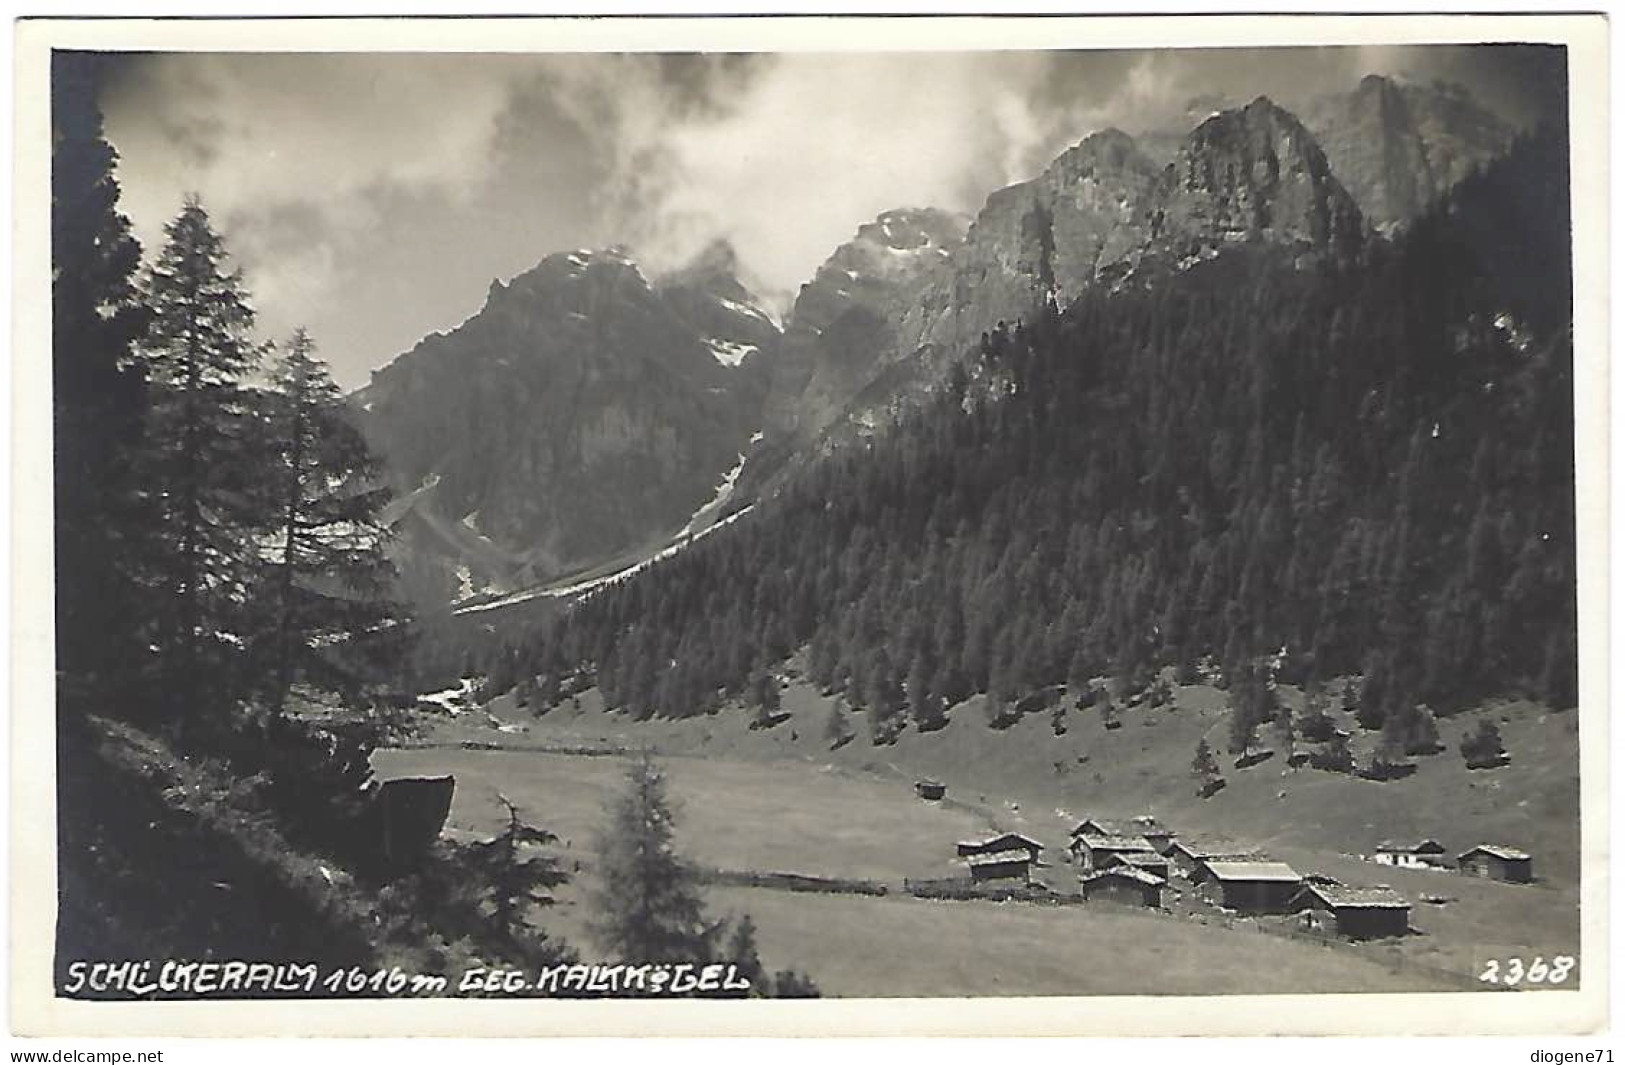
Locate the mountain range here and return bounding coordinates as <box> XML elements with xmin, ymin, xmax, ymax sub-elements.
<box><xmin>354</xmin><ymin>75</ymin><xmax>1520</xmax><ymax>613</ymax></box>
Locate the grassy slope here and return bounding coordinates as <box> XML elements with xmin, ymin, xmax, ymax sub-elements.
<box><xmin>56</xmin><ymin>717</ymin><xmax>384</xmax><ymax>985</ymax></box>
<box><xmin>374</xmin><ymin>673</ymin><xmax>1581</xmax><ymax>993</ymax></box>
<box><xmin>698</xmin><ymin>887</ymin><xmax>1448</xmax><ymax>997</ymax></box>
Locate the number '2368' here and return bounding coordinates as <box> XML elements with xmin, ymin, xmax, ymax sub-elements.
<box><xmin>1478</xmin><ymin>956</ymin><xmax>1576</xmax><ymax>985</ymax></box>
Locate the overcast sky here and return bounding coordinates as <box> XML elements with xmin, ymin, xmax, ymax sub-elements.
<box><xmin>94</xmin><ymin>44</ymin><xmax>1564</xmax><ymax>388</ymax></box>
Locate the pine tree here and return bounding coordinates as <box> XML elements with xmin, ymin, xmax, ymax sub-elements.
<box><xmin>260</xmin><ymin>329</ymin><xmax>398</xmax><ymax>715</ymax></box>
<box><xmin>722</xmin><ymin>915</ymin><xmax>766</xmax><ymax>997</ymax></box>
<box><xmin>464</xmin><ymin>795</ymin><xmax>572</xmax><ymax>967</ymax></box>
<box><xmin>824</xmin><ymin>702</ymin><xmax>854</xmax><ymax>750</ymax></box>
<box><xmin>1376</xmin><ymin>701</ymin><xmax>1413</xmax><ymax>769</ymax></box>
<box><xmin>1228</xmin><ymin>702</ymin><xmax>1259</xmax><ymax>758</ymax></box>
<box><xmin>137</xmin><ymin>198</ymin><xmax>268</xmax><ymax>719</ymax></box>
<box><xmin>1319</xmin><ymin>730</ymin><xmax>1354</xmax><ymax>774</ymax></box>
<box><xmin>1407</xmin><ymin>703</ymin><xmax>1442</xmax><ymax>755</ymax></box>
<box><xmin>1461</xmin><ymin>719</ymin><xmax>1506</xmax><ymax>769</ymax></box>
<box><xmin>1191</xmin><ymin>737</ymin><xmax>1222</xmax><ymax>796</ymax></box>
<box><xmin>748</xmin><ymin>669</ymin><xmax>781</xmax><ymax>730</ymax></box>
<box><xmin>1227</xmin><ymin>662</ymin><xmax>1274</xmax><ymax>757</ymax></box>
<box><xmin>1270</xmin><ymin>699</ymin><xmax>1295</xmax><ymax>759</ymax></box>
<box><xmin>1356</xmin><ymin>651</ymin><xmax>1389</xmax><ymax>730</ymax></box>
<box><xmin>51</xmin><ymin>53</ymin><xmax>152</xmax><ymax>707</ymax></box>
<box><xmin>906</xmin><ymin>648</ymin><xmax>945</xmax><ymax>732</ymax></box>
<box><xmin>768</xmin><ymin>970</ymin><xmax>822</xmax><ymax>998</ymax></box>
<box><xmin>1099</xmin><ymin>699</ymin><xmax>1121</xmax><ymax>731</ymax></box>
<box><xmin>590</xmin><ymin>753</ymin><xmax>719</xmax><ymax>964</ymax></box>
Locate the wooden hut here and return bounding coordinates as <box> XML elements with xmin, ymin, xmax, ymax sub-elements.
<box><xmin>1168</xmin><ymin>836</ymin><xmax>1266</xmax><ymax>878</ymax></box>
<box><xmin>1295</xmin><ymin>883</ymin><xmax>1410</xmax><ymax>939</ymax></box>
<box><xmin>957</xmin><ymin>833</ymin><xmax>1043</xmax><ymax>863</ymax></box>
<box><xmin>1197</xmin><ymin>860</ymin><xmax>1303</xmax><ymax>914</ymax></box>
<box><xmin>1102</xmin><ymin>849</ymin><xmax>1171</xmax><ymax>880</ymax></box>
<box><xmin>1072</xmin><ymin>832</ymin><xmax>1156</xmax><ymax>873</ymax></box>
<box><xmin>1072</xmin><ymin>816</ymin><xmax>1176</xmax><ymax>854</ymax></box>
<box><xmin>1458</xmin><ymin>844</ymin><xmax>1533</xmax><ymax>883</ymax></box>
<box><xmin>966</xmin><ymin>848</ymin><xmax>1034</xmax><ymax>883</ymax></box>
<box><xmin>1079</xmin><ymin>866</ymin><xmax>1164</xmax><ymax>908</ymax></box>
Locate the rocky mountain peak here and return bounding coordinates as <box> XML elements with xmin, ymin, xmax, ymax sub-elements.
<box><xmin>1305</xmin><ymin>74</ymin><xmax>1514</xmax><ymax>233</ymax></box>
<box><xmin>658</xmin><ymin>238</ymin><xmax>781</xmax><ymax>368</ymax></box>
<box><xmin>788</xmin><ymin>207</ymin><xmax>968</xmax><ymax>336</ymax></box>
<box><xmin>1146</xmin><ymin>95</ymin><xmax>1365</xmax><ymax>269</ymax></box>
<box><xmin>860</xmin><ymin>207</ymin><xmax>970</xmax><ymax>253</ymax></box>
<box><xmin>357</xmin><ymin>239</ymin><xmax>766</xmax><ymax>602</ymax></box>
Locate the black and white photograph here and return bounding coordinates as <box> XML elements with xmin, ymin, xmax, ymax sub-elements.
<box><xmin>12</xmin><ymin>11</ymin><xmax>1610</xmax><ymax>1039</ymax></box>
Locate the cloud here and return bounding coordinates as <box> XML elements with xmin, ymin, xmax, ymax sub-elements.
<box><xmin>96</xmin><ymin>46</ymin><xmax>1561</xmax><ymax>386</ymax></box>
<box><xmin>107</xmin><ymin>53</ymin><xmax>529</xmax><ymax>232</ymax></box>
<box><xmin>529</xmin><ymin>51</ymin><xmax>1125</xmax><ymax>306</ymax></box>
<box><xmin>103</xmin><ymin>53</ymin><xmax>543</xmax><ymax>365</ymax></box>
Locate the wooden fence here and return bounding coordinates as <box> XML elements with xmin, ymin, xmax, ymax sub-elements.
<box><xmin>902</xmin><ymin>877</ymin><xmax>1088</xmax><ymax>905</ymax></box>
<box><xmin>697</xmin><ymin>867</ymin><xmax>890</xmax><ymax>896</ymax></box>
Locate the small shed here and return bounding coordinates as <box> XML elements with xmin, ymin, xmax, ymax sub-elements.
<box><xmin>1079</xmin><ymin>866</ymin><xmax>1164</xmax><ymax>908</ymax></box>
<box><xmin>966</xmin><ymin>848</ymin><xmax>1033</xmax><ymax>883</ymax></box>
<box><xmin>1072</xmin><ymin>832</ymin><xmax>1157</xmax><ymax>873</ymax></box>
<box><xmin>957</xmin><ymin>833</ymin><xmax>1044</xmax><ymax>864</ymax></box>
<box><xmin>1374</xmin><ymin>839</ymin><xmax>1448</xmax><ymax>868</ymax></box>
<box><xmin>1102</xmin><ymin>850</ymin><xmax>1171</xmax><ymax>881</ymax></box>
<box><xmin>1295</xmin><ymin>882</ymin><xmax>1411</xmax><ymax>939</ymax></box>
<box><xmin>1169</xmin><ymin>836</ymin><xmax>1266</xmax><ymax>877</ymax></box>
<box><xmin>915</xmin><ymin>779</ymin><xmax>946</xmax><ymax>801</ymax></box>
<box><xmin>1458</xmin><ymin>844</ymin><xmax>1533</xmax><ymax>883</ymax></box>
<box><xmin>1197</xmin><ymin>860</ymin><xmax>1303</xmax><ymax>914</ymax></box>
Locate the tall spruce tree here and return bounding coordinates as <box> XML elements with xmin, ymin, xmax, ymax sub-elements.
<box><xmin>590</xmin><ymin>752</ymin><xmax>718</xmax><ymax>964</ymax></box>
<box><xmin>137</xmin><ymin>198</ymin><xmax>267</xmax><ymax>719</ymax></box>
<box><xmin>51</xmin><ymin>53</ymin><xmax>151</xmax><ymax>706</ymax></box>
<box><xmin>464</xmin><ymin>795</ymin><xmax>572</xmax><ymax>968</ymax></box>
<box><xmin>260</xmin><ymin>329</ymin><xmax>398</xmax><ymax>715</ymax></box>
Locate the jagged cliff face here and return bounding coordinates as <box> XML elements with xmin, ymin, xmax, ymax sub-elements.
<box><xmin>898</xmin><ymin>129</ymin><xmax>1162</xmax><ymax>371</ymax></box>
<box><xmin>810</xmin><ymin>97</ymin><xmax>1364</xmax><ymax>444</ymax></box>
<box><xmin>1305</xmin><ymin>74</ymin><xmax>1515</xmax><ymax>233</ymax></box>
<box><xmin>1139</xmin><ymin>96</ymin><xmax>1366</xmax><ymax>275</ymax></box>
<box><xmin>357</xmin><ymin>246</ymin><xmax>775</xmax><ymax>602</ymax></box>
<box><xmin>911</xmin><ymin>99</ymin><xmax>1364</xmax><ymax>376</ymax></box>
<box><xmin>760</xmin><ymin>207</ymin><xmax>968</xmax><ymax>438</ymax></box>
<box><xmin>657</xmin><ymin>238</ymin><xmax>781</xmax><ymax>367</ymax></box>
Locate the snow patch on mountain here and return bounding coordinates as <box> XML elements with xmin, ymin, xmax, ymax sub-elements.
<box><xmin>706</xmin><ymin>338</ymin><xmax>759</xmax><ymax>367</ymax></box>
<box><xmin>453</xmin><ymin>504</ymin><xmax>758</xmax><ymax>616</ymax></box>
<box><xmin>718</xmin><ymin>295</ymin><xmax>778</xmax><ymax>328</ymax></box>
<box><xmin>679</xmin><ymin>450</ymin><xmax>749</xmax><ymax>538</ymax></box>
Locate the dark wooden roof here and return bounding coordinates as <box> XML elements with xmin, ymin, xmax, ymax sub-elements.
<box><xmin>966</xmin><ymin>849</ymin><xmax>1034</xmax><ymax>868</ymax></box>
<box><xmin>1459</xmin><ymin>844</ymin><xmax>1531</xmax><ymax>862</ymax></box>
<box><xmin>1202</xmin><ymin>860</ymin><xmax>1302</xmax><ymax>883</ymax></box>
<box><xmin>1081</xmin><ymin>866</ymin><xmax>1165</xmax><ymax>887</ymax></box>
<box><xmin>1301</xmin><ymin>883</ymin><xmax>1409</xmax><ymax>910</ymax></box>
<box><xmin>1376</xmin><ymin>839</ymin><xmax>1446</xmax><ymax>854</ymax></box>
<box><xmin>958</xmin><ymin>832</ymin><xmax>1044</xmax><ymax>856</ymax></box>
<box><xmin>1172</xmin><ymin>836</ymin><xmax>1265</xmax><ymax>860</ymax></box>
<box><xmin>1078</xmin><ymin>833</ymin><xmax>1156</xmax><ymax>852</ymax></box>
